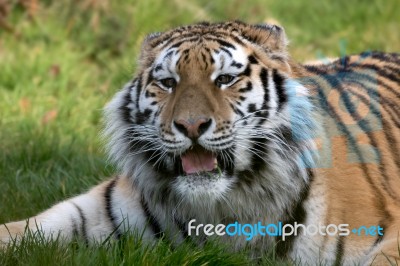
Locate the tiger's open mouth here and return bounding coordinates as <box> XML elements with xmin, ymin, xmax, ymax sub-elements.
<box><xmin>180</xmin><ymin>145</ymin><xmax>218</xmax><ymax>175</ymax></box>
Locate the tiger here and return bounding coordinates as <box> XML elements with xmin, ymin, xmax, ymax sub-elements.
<box><xmin>1</xmin><ymin>21</ymin><xmax>399</xmax><ymax>265</ymax></box>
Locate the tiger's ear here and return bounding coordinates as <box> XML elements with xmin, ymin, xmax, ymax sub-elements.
<box><xmin>238</xmin><ymin>23</ymin><xmax>290</xmax><ymax>71</ymax></box>
<box><xmin>258</xmin><ymin>24</ymin><xmax>288</xmax><ymax>51</ymax></box>
<box><xmin>241</xmin><ymin>23</ymin><xmax>288</xmax><ymax>53</ymax></box>
<box><xmin>142</xmin><ymin>32</ymin><xmax>162</xmax><ymax>45</ymax></box>
<box><xmin>138</xmin><ymin>32</ymin><xmax>163</xmax><ymax>66</ymax></box>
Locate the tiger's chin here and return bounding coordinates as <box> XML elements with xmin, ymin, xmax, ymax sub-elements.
<box><xmin>172</xmin><ymin>171</ymin><xmax>233</xmax><ymax>202</ymax></box>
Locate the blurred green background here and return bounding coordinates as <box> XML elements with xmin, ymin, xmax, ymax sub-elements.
<box><xmin>0</xmin><ymin>0</ymin><xmax>399</xmax><ymax>264</ymax></box>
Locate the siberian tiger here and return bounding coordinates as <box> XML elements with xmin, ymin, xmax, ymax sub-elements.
<box><xmin>1</xmin><ymin>21</ymin><xmax>399</xmax><ymax>265</ymax></box>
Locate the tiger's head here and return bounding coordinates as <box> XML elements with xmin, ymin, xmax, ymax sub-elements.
<box><xmin>105</xmin><ymin>21</ymin><xmax>317</xmax><ymax>205</ymax></box>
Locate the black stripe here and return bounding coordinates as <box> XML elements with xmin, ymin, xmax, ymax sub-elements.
<box><xmin>247</xmin><ymin>104</ymin><xmax>256</xmax><ymax>113</ymax></box>
<box><xmin>104</xmin><ymin>178</ymin><xmax>121</xmax><ymax>239</ymax></box>
<box><xmin>373</xmin><ymin>222</ymin><xmax>385</xmax><ymax>247</ymax></box>
<box><xmin>258</xmin><ymin>68</ymin><xmax>269</xmax><ymax>120</ymax></box>
<box><xmin>229</xmin><ymin>102</ymin><xmax>245</xmax><ymax>117</ymax></box>
<box><xmin>140</xmin><ymin>195</ymin><xmax>165</xmax><ymax>239</ymax></box>
<box><xmin>276</xmin><ymin>170</ymin><xmax>313</xmax><ymax>258</ymax></box>
<box><xmin>231</xmin><ymin>61</ymin><xmax>243</xmax><ymax>69</ymax></box>
<box><xmin>169</xmin><ymin>37</ymin><xmax>199</xmax><ymax>49</ymax></box>
<box><xmin>241</xmin><ymin>65</ymin><xmax>251</xmax><ymax>77</ymax></box>
<box><xmin>154</xmin><ymin>64</ymin><xmax>162</xmax><ymax>72</ymax></box>
<box><xmin>220</xmin><ymin>47</ymin><xmax>232</xmax><ymax>57</ymax></box>
<box><xmin>72</xmin><ymin>202</ymin><xmax>89</xmax><ymax>245</ymax></box>
<box><xmin>71</xmin><ymin>217</ymin><xmax>79</xmax><ymax>240</ymax></box>
<box><xmin>210</xmin><ymin>53</ymin><xmax>215</xmax><ymax>64</ymax></box>
<box><xmin>239</xmin><ymin>82</ymin><xmax>253</xmax><ymax>93</ymax></box>
<box><xmin>174</xmin><ymin>217</ymin><xmax>189</xmax><ymax>239</ymax></box>
<box><xmin>183</xmin><ymin>53</ymin><xmax>190</xmax><ymax>63</ymax></box>
<box><xmin>248</xmin><ymin>55</ymin><xmax>258</xmax><ymax>64</ymax></box>
<box><xmin>146</xmin><ymin>71</ymin><xmax>154</xmax><ymax>87</ymax></box>
<box><xmin>260</xmin><ymin>68</ymin><xmax>269</xmax><ymax>102</ymax></box>
<box><xmin>210</xmin><ymin>38</ymin><xmax>236</xmax><ymax>49</ymax></box>
<box><xmin>135</xmin><ymin>108</ymin><xmax>152</xmax><ymax>125</ymax></box>
<box><xmin>164</xmin><ymin>50</ymin><xmax>174</xmax><ymax>60</ymax></box>
<box><xmin>208</xmin><ymin>140</ymin><xmax>235</xmax><ymax>150</ymax></box>
<box><xmin>120</xmin><ymin>83</ymin><xmax>134</xmax><ymax>124</ymax></box>
<box><xmin>229</xmin><ymin>34</ymin><xmax>246</xmax><ymax>46</ymax></box>
<box><xmin>201</xmin><ymin>52</ymin><xmax>208</xmax><ymax>69</ymax></box>
<box><xmin>156</xmin><ymin>31</ymin><xmax>202</xmax><ymax>49</ymax></box>
<box><xmin>219</xmin><ymin>53</ymin><xmax>225</xmax><ymax>69</ymax></box>
<box><xmin>136</xmin><ymin>77</ymin><xmax>142</xmax><ymax>109</ymax></box>
<box><xmin>272</xmin><ymin>69</ymin><xmax>287</xmax><ymax>110</ymax></box>
<box><xmin>217</xmin><ymin>146</ymin><xmax>236</xmax><ymax>176</ymax></box>
<box><xmin>248</xmin><ymin>135</ymin><xmax>269</xmax><ymax>173</ymax></box>
<box><xmin>207</xmin><ymin>134</ymin><xmax>232</xmax><ymax>143</ymax></box>
<box><xmin>333</xmin><ymin>236</ymin><xmax>345</xmax><ymax>266</ymax></box>
<box><xmin>260</xmin><ymin>68</ymin><xmax>268</xmax><ymax>90</ymax></box>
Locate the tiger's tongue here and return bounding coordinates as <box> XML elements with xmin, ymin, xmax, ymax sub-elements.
<box><xmin>181</xmin><ymin>148</ymin><xmax>217</xmax><ymax>174</ymax></box>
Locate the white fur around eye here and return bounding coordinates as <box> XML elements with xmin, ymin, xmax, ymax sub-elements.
<box><xmin>153</xmin><ymin>48</ymin><xmax>181</xmax><ymax>82</ymax></box>
<box><xmin>210</xmin><ymin>45</ymin><xmax>248</xmax><ymax>82</ymax></box>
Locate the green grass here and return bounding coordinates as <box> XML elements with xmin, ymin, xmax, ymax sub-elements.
<box><xmin>0</xmin><ymin>0</ymin><xmax>398</xmax><ymax>265</ymax></box>
<box><xmin>0</xmin><ymin>232</ymin><xmax>257</xmax><ymax>266</ymax></box>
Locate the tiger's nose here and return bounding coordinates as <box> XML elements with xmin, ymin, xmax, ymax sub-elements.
<box><xmin>173</xmin><ymin>118</ymin><xmax>212</xmax><ymax>139</ymax></box>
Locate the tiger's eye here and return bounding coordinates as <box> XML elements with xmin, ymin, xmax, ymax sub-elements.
<box><xmin>216</xmin><ymin>75</ymin><xmax>234</xmax><ymax>86</ymax></box>
<box><xmin>160</xmin><ymin>78</ymin><xmax>177</xmax><ymax>89</ymax></box>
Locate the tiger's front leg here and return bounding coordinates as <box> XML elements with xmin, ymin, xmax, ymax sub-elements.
<box><xmin>0</xmin><ymin>176</ymin><xmax>153</xmax><ymax>247</ymax></box>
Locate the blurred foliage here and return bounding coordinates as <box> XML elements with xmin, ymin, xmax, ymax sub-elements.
<box><xmin>1</xmin><ymin>0</ymin><xmax>399</xmax><ymax>60</ymax></box>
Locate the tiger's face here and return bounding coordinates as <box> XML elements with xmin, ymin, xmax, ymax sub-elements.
<box><xmin>150</xmin><ymin>41</ymin><xmax>250</xmax><ymax>198</ymax></box>
<box><xmin>105</xmin><ymin>21</ymin><xmax>314</xmax><ymax>202</ymax></box>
